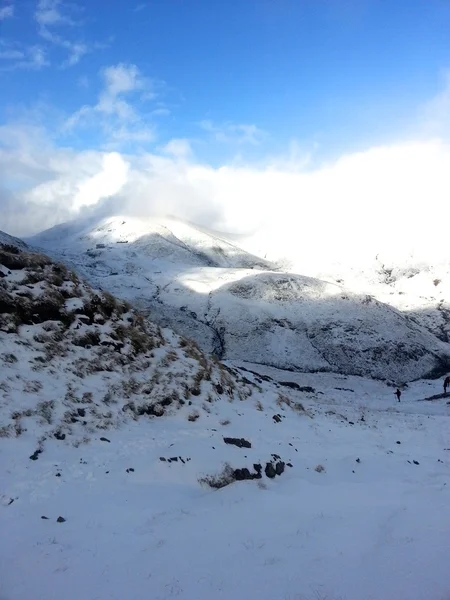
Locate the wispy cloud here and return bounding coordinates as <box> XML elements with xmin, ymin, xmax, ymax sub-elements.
<box><xmin>65</xmin><ymin>63</ymin><xmax>161</xmax><ymax>146</ymax></box>
<box><xmin>0</xmin><ymin>3</ymin><xmax>14</xmax><ymax>20</ymax></box>
<box><xmin>133</xmin><ymin>3</ymin><xmax>147</xmax><ymax>13</ymax></box>
<box><xmin>35</xmin><ymin>0</ymin><xmax>75</xmax><ymax>26</ymax></box>
<box><xmin>199</xmin><ymin>120</ymin><xmax>266</xmax><ymax>145</ymax></box>
<box><xmin>34</xmin><ymin>0</ymin><xmax>104</xmax><ymax>68</ymax></box>
<box><xmin>421</xmin><ymin>70</ymin><xmax>450</xmax><ymax>138</ymax></box>
<box><xmin>0</xmin><ymin>43</ymin><xmax>49</xmax><ymax>71</ymax></box>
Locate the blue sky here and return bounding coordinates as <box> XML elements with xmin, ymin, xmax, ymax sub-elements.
<box><xmin>1</xmin><ymin>0</ymin><xmax>450</xmax><ymax>237</ymax></box>
<box><xmin>1</xmin><ymin>0</ymin><xmax>450</xmax><ymax>159</ymax></box>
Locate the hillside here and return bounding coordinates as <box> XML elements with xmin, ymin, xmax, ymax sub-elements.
<box><xmin>2</xmin><ymin>234</ymin><xmax>450</xmax><ymax>600</ymax></box>
<box><xmin>0</xmin><ymin>238</ymin><xmax>277</xmax><ymax>450</ymax></box>
<box><xmin>28</xmin><ymin>215</ymin><xmax>450</xmax><ymax>383</ymax></box>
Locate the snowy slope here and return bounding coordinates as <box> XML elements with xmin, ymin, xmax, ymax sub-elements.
<box><xmin>2</xmin><ymin>234</ymin><xmax>450</xmax><ymax>600</ymax></box>
<box><xmin>28</xmin><ymin>216</ymin><xmax>450</xmax><ymax>382</ymax></box>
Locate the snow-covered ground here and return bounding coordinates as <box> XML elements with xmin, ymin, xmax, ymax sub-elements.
<box><xmin>2</xmin><ymin>369</ymin><xmax>450</xmax><ymax>600</ymax></box>
<box><xmin>2</xmin><ymin>228</ymin><xmax>450</xmax><ymax>600</ymax></box>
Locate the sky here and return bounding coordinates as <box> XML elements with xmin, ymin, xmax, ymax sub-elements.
<box><xmin>1</xmin><ymin>0</ymin><xmax>450</xmax><ymax>246</ymax></box>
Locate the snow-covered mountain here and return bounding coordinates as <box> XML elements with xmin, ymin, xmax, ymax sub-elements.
<box><xmin>2</xmin><ymin>234</ymin><xmax>450</xmax><ymax>600</ymax></box>
<box><xmin>28</xmin><ymin>215</ymin><xmax>450</xmax><ymax>383</ymax></box>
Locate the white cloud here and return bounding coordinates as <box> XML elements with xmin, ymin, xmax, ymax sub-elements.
<box><xmin>0</xmin><ymin>4</ymin><xmax>14</xmax><ymax>20</ymax></box>
<box><xmin>0</xmin><ymin>44</ymin><xmax>49</xmax><ymax>71</ymax></box>
<box><xmin>199</xmin><ymin>120</ymin><xmax>266</xmax><ymax>145</ymax></box>
<box><xmin>421</xmin><ymin>70</ymin><xmax>450</xmax><ymax>138</ymax></box>
<box><xmin>161</xmin><ymin>139</ymin><xmax>193</xmax><ymax>159</ymax></box>
<box><xmin>34</xmin><ymin>0</ymin><xmax>103</xmax><ymax>68</ymax></box>
<box><xmin>65</xmin><ymin>63</ymin><xmax>158</xmax><ymax>146</ymax></box>
<box><xmin>2</xmin><ymin>112</ymin><xmax>450</xmax><ymax>276</ymax></box>
<box><xmin>35</xmin><ymin>0</ymin><xmax>74</xmax><ymax>26</ymax></box>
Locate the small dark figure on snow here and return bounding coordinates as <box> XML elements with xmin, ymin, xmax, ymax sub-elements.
<box><xmin>395</xmin><ymin>388</ymin><xmax>401</xmax><ymax>402</ymax></box>
<box><xmin>444</xmin><ymin>376</ymin><xmax>450</xmax><ymax>394</ymax></box>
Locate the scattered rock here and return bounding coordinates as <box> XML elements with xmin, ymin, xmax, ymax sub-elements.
<box><xmin>77</xmin><ymin>408</ymin><xmax>86</xmax><ymax>417</ymax></box>
<box><xmin>105</xmin><ymin>471</ymin><xmax>109</xmax><ymax>474</ymax></box>
<box><xmin>41</xmin><ymin>516</ymin><xmax>49</xmax><ymax>520</ymax></box>
<box><xmin>271</xmin><ymin>453</ymin><xmax>281</xmax><ymax>461</ymax></box>
<box><xmin>396</xmin><ymin>441</ymin><xmax>401</xmax><ymax>444</ymax></box>
<box><xmin>169</xmin><ymin>457</ymin><xmax>178</xmax><ymax>462</ymax></box>
<box><xmin>275</xmin><ymin>461</ymin><xmax>285</xmax><ymax>476</ymax></box>
<box><xmin>356</xmin><ymin>458</ymin><xmax>361</xmax><ymax>463</ymax></box>
<box><xmin>265</xmin><ymin>462</ymin><xmax>276</xmax><ymax>478</ymax></box>
<box><xmin>126</xmin><ymin>468</ymin><xmax>135</xmax><ymax>473</ymax></box>
<box><xmin>272</xmin><ymin>414</ymin><xmax>282</xmax><ymax>423</ymax></box>
<box><xmin>55</xmin><ymin>472</ymin><xmax>61</xmax><ymax>477</ymax></box>
<box><xmin>287</xmin><ymin>463</ymin><xmax>293</xmax><ymax>468</ymax></box>
<box><xmin>100</xmin><ymin>437</ymin><xmax>111</xmax><ymax>443</ymax></box>
<box><xmin>29</xmin><ymin>449</ymin><xmax>42</xmax><ymax>461</ymax></box>
<box><xmin>7</xmin><ymin>498</ymin><xmax>14</xmax><ymax>506</ymax></box>
<box><xmin>56</xmin><ymin>516</ymin><xmax>66</xmax><ymax>523</ymax></box>
<box><xmin>413</xmin><ymin>460</ymin><xmax>420</xmax><ymax>465</ymax></box>
<box><xmin>159</xmin><ymin>457</ymin><xmax>166</xmax><ymax>461</ymax></box>
<box><xmin>279</xmin><ymin>381</ymin><xmax>303</xmax><ymax>391</ymax></box>
<box><xmin>348</xmin><ymin>421</ymin><xmax>355</xmax><ymax>425</ymax></box>
<box><xmin>223</xmin><ymin>437</ymin><xmax>252</xmax><ymax>449</ymax></box>
<box><xmin>54</xmin><ymin>431</ymin><xmax>66</xmax><ymax>441</ymax></box>
<box><xmin>253</xmin><ymin>463</ymin><xmax>262</xmax><ymax>474</ymax></box>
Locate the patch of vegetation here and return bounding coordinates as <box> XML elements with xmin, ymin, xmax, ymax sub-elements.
<box><xmin>198</xmin><ymin>463</ymin><xmax>235</xmax><ymax>489</ymax></box>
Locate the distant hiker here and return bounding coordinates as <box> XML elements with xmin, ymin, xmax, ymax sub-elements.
<box><xmin>444</xmin><ymin>376</ymin><xmax>450</xmax><ymax>394</ymax></box>
<box><xmin>395</xmin><ymin>388</ymin><xmax>401</xmax><ymax>402</ymax></box>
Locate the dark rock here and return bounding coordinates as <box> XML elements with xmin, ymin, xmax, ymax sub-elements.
<box><xmin>105</xmin><ymin>471</ymin><xmax>109</xmax><ymax>474</ymax></box>
<box><xmin>55</xmin><ymin>473</ymin><xmax>61</xmax><ymax>477</ymax></box>
<box><xmin>271</xmin><ymin>453</ymin><xmax>281</xmax><ymax>461</ymax></box>
<box><xmin>126</xmin><ymin>468</ymin><xmax>135</xmax><ymax>473</ymax></box>
<box><xmin>275</xmin><ymin>461</ymin><xmax>285</xmax><ymax>476</ymax></box>
<box><xmin>396</xmin><ymin>441</ymin><xmax>401</xmax><ymax>444</ymax></box>
<box><xmin>56</xmin><ymin>516</ymin><xmax>66</xmax><ymax>523</ymax></box>
<box><xmin>287</xmin><ymin>463</ymin><xmax>293</xmax><ymax>468</ymax></box>
<box><xmin>29</xmin><ymin>449</ymin><xmax>42</xmax><ymax>461</ymax></box>
<box><xmin>253</xmin><ymin>463</ymin><xmax>262</xmax><ymax>474</ymax></box>
<box><xmin>41</xmin><ymin>516</ymin><xmax>49</xmax><ymax>520</ymax></box>
<box><xmin>7</xmin><ymin>498</ymin><xmax>14</xmax><ymax>505</ymax></box>
<box><xmin>179</xmin><ymin>457</ymin><xmax>185</xmax><ymax>463</ymax></box>
<box><xmin>215</xmin><ymin>384</ymin><xmax>224</xmax><ymax>395</ymax></box>
<box><xmin>413</xmin><ymin>460</ymin><xmax>420</xmax><ymax>465</ymax></box>
<box><xmin>233</xmin><ymin>467</ymin><xmax>261</xmax><ymax>481</ymax></box>
<box><xmin>348</xmin><ymin>421</ymin><xmax>355</xmax><ymax>425</ymax></box>
<box><xmin>169</xmin><ymin>457</ymin><xmax>178</xmax><ymax>462</ymax></box>
<box><xmin>272</xmin><ymin>414</ymin><xmax>282</xmax><ymax>423</ymax></box>
<box><xmin>54</xmin><ymin>431</ymin><xmax>66</xmax><ymax>440</ymax></box>
<box><xmin>77</xmin><ymin>408</ymin><xmax>86</xmax><ymax>417</ymax></box>
<box><xmin>356</xmin><ymin>458</ymin><xmax>361</xmax><ymax>463</ymax></box>
<box><xmin>234</xmin><ymin>468</ymin><xmax>251</xmax><ymax>481</ymax></box>
<box><xmin>360</xmin><ymin>415</ymin><xmax>365</xmax><ymax>422</ymax></box>
<box><xmin>279</xmin><ymin>381</ymin><xmax>302</xmax><ymax>391</ymax></box>
<box><xmin>223</xmin><ymin>437</ymin><xmax>252</xmax><ymax>449</ymax></box>
<box><xmin>265</xmin><ymin>462</ymin><xmax>276</xmax><ymax>478</ymax></box>
<box><xmin>100</xmin><ymin>437</ymin><xmax>111</xmax><ymax>443</ymax></box>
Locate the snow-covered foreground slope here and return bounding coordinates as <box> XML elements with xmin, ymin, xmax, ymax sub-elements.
<box><xmin>2</xmin><ymin>369</ymin><xmax>450</xmax><ymax>600</ymax></box>
<box><xmin>2</xmin><ymin>236</ymin><xmax>450</xmax><ymax>600</ymax></box>
<box><xmin>27</xmin><ymin>216</ymin><xmax>450</xmax><ymax>382</ymax></box>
